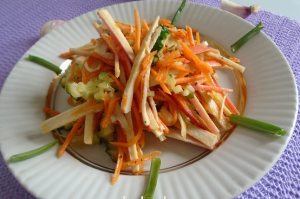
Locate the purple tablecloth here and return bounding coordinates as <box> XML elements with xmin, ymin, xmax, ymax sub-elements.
<box><xmin>1</xmin><ymin>0</ymin><xmax>299</xmax><ymax>198</ymax></box>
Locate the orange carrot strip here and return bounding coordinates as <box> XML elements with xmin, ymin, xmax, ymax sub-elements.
<box><xmin>134</xmin><ymin>8</ymin><xmax>141</xmax><ymax>53</ymax></box>
<box><xmin>60</xmin><ymin>51</ymin><xmax>74</xmax><ymax>58</ymax></box>
<box><xmin>101</xmin><ymin>97</ymin><xmax>120</xmax><ymax>128</ymax></box>
<box><xmin>156</xmin><ymin>66</ymin><xmax>169</xmax><ymax>82</ymax></box>
<box><xmin>142</xmin><ymin>19</ymin><xmax>149</xmax><ymax>32</ymax></box>
<box><xmin>72</xmin><ymin>100</ymin><xmax>102</xmax><ymax>115</ymax></box>
<box><xmin>167</xmin><ymin>63</ymin><xmax>191</xmax><ymax>72</ymax></box>
<box><xmin>58</xmin><ymin>116</ymin><xmax>85</xmax><ymax>157</ymax></box>
<box><xmin>169</xmin><ymin>29</ymin><xmax>186</xmax><ymax>39</ymax></box>
<box><xmin>196</xmin><ymin>32</ymin><xmax>200</xmax><ymax>45</ymax></box>
<box><xmin>121</xmin><ymin>151</ymin><xmax>162</xmax><ymax>169</ymax></box>
<box><xmin>108</xmin><ymin>71</ymin><xmax>124</xmax><ymax>92</ymax></box>
<box><xmin>110</xmin><ymin>126</ymin><xmax>142</xmax><ymax>147</ymax></box>
<box><xmin>176</xmin><ymin>71</ymin><xmax>189</xmax><ymax>79</ymax></box>
<box><xmin>168</xmin><ymin>103</ymin><xmax>178</xmax><ymax>126</ymax></box>
<box><xmin>159</xmin><ymin>117</ymin><xmax>169</xmax><ymax>134</ymax></box>
<box><xmin>134</xmin><ymin>51</ymin><xmax>156</xmax><ymax>91</ymax></box>
<box><xmin>111</xmin><ymin>147</ymin><xmax>124</xmax><ymax>185</ymax></box>
<box><xmin>82</xmin><ymin>67</ymin><xmax>88</xmax><ymax>84</ymax></box>
<box><xmin>159</xmin><ymin>82</ymin><xmax>171</xmax><ymax>95</ymax></box>
<box><xmin>134</xmin><ymin>68</ymin><xmax>148</xmax><ymax>92</ymax></box>
<box><xmin>175</xmin><ymin>74</ymin><xmax>205</xmax><ymax>85</ymax></box>
<box><xmin>186</xmin><ymin>25</ymin><xmax>195</xmax><ymax>46</ymax></box>
<box><xmin>159</xmin><ymin>18</ymin><xmax>174</xmax><ymax>28</ymax></box>
<box><xmin>87</xmin><ymin>68</ymin><xmax>102</xmax><ymax>80</ymax></box>
<box><xmin>180</xmin><ymin>41</ymin><xmax>214</xmax><ymax>85</ymax></box>
<box><xmin>163</xmin><ymin>50</ymin><xmax>181</xmax><ymax>60</ymax></box>
<box><xmin>77</xmin><ymin>126</ymin><xmax>85</xmax><ymax>135</ymax></box>
<box><xmin>229</xmin><ymin>57</ymin><xmax>240</xmax><ymax>63</ymax></box>
<box><xmin>43</xmin><ymin>107</ymin><xmax>60</xmax><ymax>116</ymax></box>
<box><xmin>150</xmin><ymin>68</ymin><xmax>157</xmax><ymax>79</ymax></box>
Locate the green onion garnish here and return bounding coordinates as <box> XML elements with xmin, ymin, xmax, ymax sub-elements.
<box><xmin>171</xmin><ymin>0</ymin><xmax>187</xmax><ymax>25</ymax></box>
<box><xmin>229</xmin><ymin>114</ymin><xmax>286</xmax><ymax>136</ymax></box>
<box><xmin>143</xmin><ymin>158</ymin><xmax>161</xmax><ymax>199</ymax></box>
<box><xmin>28</xmin><ymin>54</ymin><xmax>62</xmax><ymax>75</ymax></box>
<box><xmin>230</xmin><ymin>22</ymin><xmax>264</xmax><ymax>53</ymax></box>
<box><xmin>10</xmin><ymin>140</ymin><xmax>58</xmax><ymax>162</ymax></box>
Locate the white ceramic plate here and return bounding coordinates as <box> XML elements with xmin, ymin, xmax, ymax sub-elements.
<box><xmin>0</xmin><ymin>1</ymin><xmax>298</xmax><ymax>199</ymax></box>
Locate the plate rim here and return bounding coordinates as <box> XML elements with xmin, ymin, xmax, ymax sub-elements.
<box><xmin>0</xmin><ymin>1</ymin><xmax>298</xmax><ymax>199</ymax></box>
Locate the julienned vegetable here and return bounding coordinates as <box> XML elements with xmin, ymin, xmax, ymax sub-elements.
<box><xmin>10</xmin><ymin>140</ymin><xmax>58</xmax><ymax>162</ymax></box>
<box><xmin>143</xmin><ymin>158</ymin><xmax>161</xmax><ymax>199</ymax></box>
<box><xmin>230</xmin><ymin>22</ymin><xmax>264</xmax><ymax>53</ymax></box>
<box><xmin>230</xmin><ymin>114</ymin><xmax>286</xmax><ymax>136</ymax></box>
<box><xmin>28</xmin><ymin>54</ymin><xmax>62</xmax><ymax>75</ymax></box>
<box><xmin>171</xmin><ymin>0</ymin><xmax>187</xmax><ymax>25</ymax></box>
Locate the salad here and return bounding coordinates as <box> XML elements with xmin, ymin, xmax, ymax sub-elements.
<box><xmin>40</xmin><ymin>7</ymin><xmax>247</xmax><ymax>184</ymax></box>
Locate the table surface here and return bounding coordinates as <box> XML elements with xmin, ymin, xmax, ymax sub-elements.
<box><xmin>1</xmin><ymin>0</ymin><xmax>300</xmax><ymax>199</ymax></box>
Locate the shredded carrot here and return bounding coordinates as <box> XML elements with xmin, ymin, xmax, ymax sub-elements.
<box><xmin>102</xmin><ymin>92</ymin><xmax>110</xmax><ymax>113</ymax></box>
<box><xmin>60</xmin><ymin>51</ymin><xmax>74</xmax><ymax>58</ymax></box>
<box><xmin>108</xmin><ymin>71</ymin><xmax>124</xmax><ymax>92</ymax></box>
<box><xmin>138</xmin><ymin>130</ymin><xmax>145</xmax><ymax>148</ymax></box>
<box><xmin>110</xmin><ymin>125</ymin><xmax>142</xmax><ymax>147</ymax></box>
<box><xmin>175</xmin><ymin>73</ymin><xmax>205</xmax><ymax>85</ymax></box>
<box><xmin>229</xmin><ymin>57</ymin><xmax>240</xmax><ymax>63</ymax></box>
<box><xmin>169</xmin><ymin>28</ymin><xmax>186</xmax><ymax>39</ymax></box>
<box><xmin>180</xmin><ymin>41</ymin><xmax>214</xmax><ymax>85</ymax></box>
<box><xmin>156</xmin><ymin>66</ymin><xmax>169</xmax><ymax>82</ymax></box>
<box><xmin>111</xmin><ymin>147</ymin><xmax>123</xmax><ymax>185</ymax></box>
<box><xmin>186</xmin><ymin>25</ymin><xmax>195</xmax><ymax>46</ymax></box>
<box><xmin>77</xmin><ymin>126</ymin><xmax>85</xmax><ymax>135</ymax></box>
<box><xmin>176</xmin><ymin>71</ymin><xmax>189</xmax><ymax>79</ymax></box>
<box><xmin>150</xmin><ymin>68</ymin><xmax>158</xmax><ymax>78</ymax></box>
<box><xmin>168</xmin><ymin>103</ymin><xmax>178</xmax><ymax>126</ymax></box>
<box><xmin>121</xmin><ymin>151</ymin><xmax>162</xmax><ymax>170</ymax></box>
<box><xmin>43</xmin><ymin>106</ymin><xmax>60</xmax><ymax>116</ymax></box>
<box><xmin>134</xmin><ymin>51</ymin><xmax>156</xmax><ymax>92</ymax></box>
<box><xmin>142</xmin><ymin>19</ymin><xmax>149</xmax><ymax>32</ymax></box>
<box><xmin>72</xmin><ymin>100</ymin><xmax>103</xmax><ymax>115</ymax></box>
<box><xmin>196</xmin><ymin>32</ymin><xmax>200</xmax><ymax>44</ymax></box>
<box><xmin>82</xmin><ymin>67</ymin><xmax>88</xmax><ymax>84</ymax></box>
<box><xmin>159</xmin><ymin>18</ymin><xmax>174</xmax><ymax>28</ymax></box>
<box><xmin>134</xmin><ymin>8</ymin><xmax>141</xmax><ymax>54</ymax></box>
<box><xmin>58</xmin><ymin>116</ymin><xmax>85</xmax><ymax>157</ymax></box>
<box><xmin>159</xmin><ymin>82</ymin><xmax>171</xmax><ymax>95</ymax></box>
<box><xmin>159</xmin><ymin>117</ymin><xmax>169</xmax><ymax>134</ymax></box>
<box><xmin>101</xmin><ymin>97</ymin><xmax>120</xmax><ymax>128</ymax></box>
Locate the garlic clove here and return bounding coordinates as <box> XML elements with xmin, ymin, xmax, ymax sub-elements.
<box><xmin>39</xmin><ymin>20</ymin><xmax>66</xmax><ymax>38</ymax></box>
<box><xmin>220</xmin><ymin>0</ymin><xmax>260</xmax><ymax>19</ymax></box>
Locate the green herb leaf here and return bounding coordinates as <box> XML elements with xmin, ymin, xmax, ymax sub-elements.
<box><xmin>143</xmin><ymin>158</ymin><xmax>161</xmax><ymax>199</ymax></box>
<box><xmin>229</xmin><ymin>114</ymin><xmax>286</xmax><ymax>136</ymax></box>
<box><xmin>230</xmin><ymin>22</ymin><xmax>264</xmax><ymax>53</ymax></box>
<box><xmin>171</xmin><ymin>0</ymin><xmax>187</xmax><ymax>25</ymax></box>
<box><xmin>28</xmin><ymin>55</ymin><xmax>62</xmax><ymax>75</ymax></box>
<box><xmin>10</xmin><ymin>140</ymin><xmax>58</xmax><ymax>162</ymax></box>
